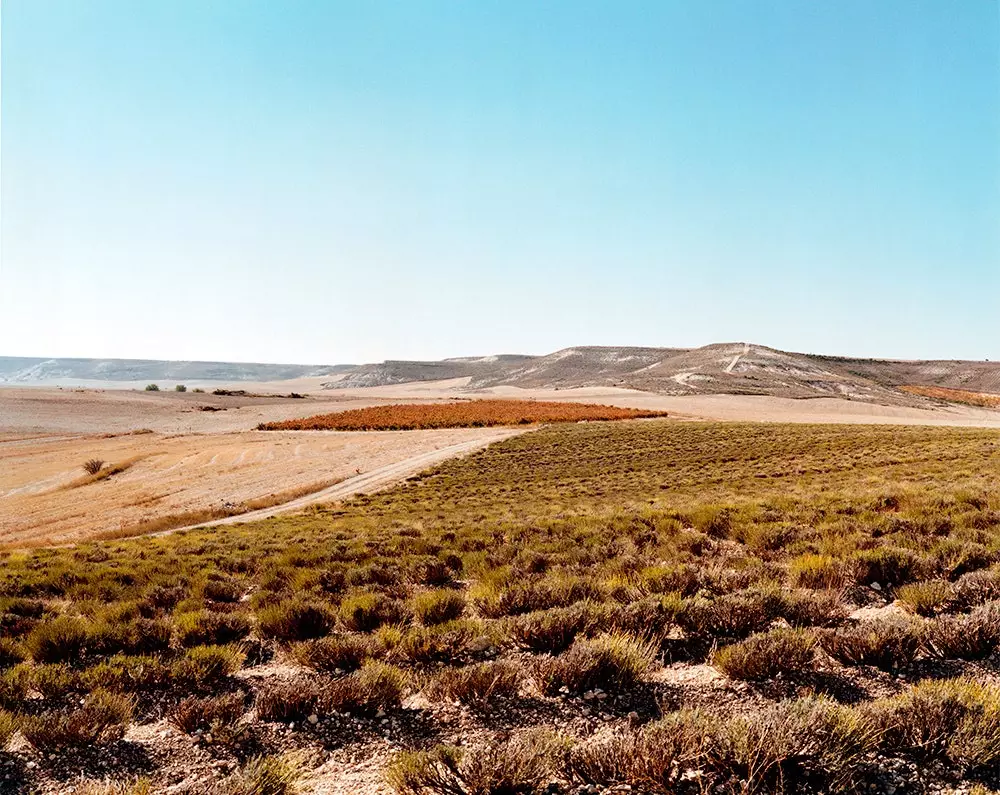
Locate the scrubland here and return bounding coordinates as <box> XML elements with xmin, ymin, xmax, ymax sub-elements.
<box><xmin>901</xmin><ymin>385</ymin><xmax>1000</xmax><ymax>410</ymax></box>
<box><xmin>256</xmin><ymin>399</ymin><xmax>668</xmax><ymax>431</ymax></box>
<box><xmin>1</xmin><ymin>421</ymin><xmax>1000</xmax><ymax>793</ymax></box>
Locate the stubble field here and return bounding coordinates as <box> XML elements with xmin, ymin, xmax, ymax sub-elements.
<box><xmin>1</xmin><ymin>420</ymin><xmax>1000</xmax><ymax>794</ymax></box>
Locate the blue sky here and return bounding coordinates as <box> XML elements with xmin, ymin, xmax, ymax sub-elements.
<box><xmin>2</xmin><ymin>1</ymin><xmax>997</xmax><ymax>364</ymax></box>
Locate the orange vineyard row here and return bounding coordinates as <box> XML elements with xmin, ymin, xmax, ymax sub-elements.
<box><xmin>257</xmin><ymin>399</ymin><xmax>669</xmax><ymax>431</ymax></box>
<box><xmin>900</xmin><ymin>385</ymin><xmax>1000</xmax><ymax>409</ymax></box>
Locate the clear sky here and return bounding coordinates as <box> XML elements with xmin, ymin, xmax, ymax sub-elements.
<box><xmin>2</xmin><ymin>1</ymin><xmax>998</xmax><ymax>364</ymax></box>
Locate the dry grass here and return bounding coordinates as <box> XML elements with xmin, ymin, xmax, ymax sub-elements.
<box><xmin>256</xmin><ymin>399</ymin><xmax>668</xmax><ymax>431</ymax></box>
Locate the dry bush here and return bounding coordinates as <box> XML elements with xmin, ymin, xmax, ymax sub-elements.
<box><xmin>713</xmin><ymin>627</ymin><xmax>816</xmax><ymax>681</ymax></box>
<box><xmin>388</xmin><ymin>731</ymin><xmax>563</xmax><ymax>795</ymax></box>
<box><xmin>291</xmin><ymin>635</ymin><xmax>372</xmax><ymax>672</ymax></box>
<box><xmin>606</xmin><ymin>595</ymin><xmax>683</xmax><ymax>640</ymax></box>
<box><xmin>851</xmin><ymin>547</ymin><xmax>925</xmax><ymax>588</ymax></box>
<box><xmin>397</xmin><ymin>620</ymin><xmax>492</xmax><ymax>664</ymax></box>
<box><xmin>258</xmin><ymin>599</ymin><xmax>337</xmax><ymax>642</ymax></box>
<box><xmin>176</xmin><ymin>610</ymin><xmax>251</xmax><ymax>647</ymax></box>
<box><xmin>508</xmin><ymin>602</ymin><xmax>603</xmax><ymax>654</ymax></box>
<box><xmin>788</xmin><ymin>554</ymin><xmax>850</xmax><ymax>589</ymax></box>
<box><xmin>565</xmin><ymin>710</ymin><xmax>717</xmax><ymax>791</ymax></box>
<box><xmin>870</xmin><ymin>678</ymin><xmax>1000</xmax><ymax>768</ymax></box>
<box><xmin>722</xmin><ymin>697</ymin><xmax>878</xmax><ymax>792</ymax></box>
<box><xmin>203</xmin><ymin>577</ymin><xmax>243</xmax><ymax>603</ymax></box>
<box><xmin>0</xmin><ymin>639</ymin><xmax>27</xmax><ymax>670</ymax></box>
<box><xmin>411</xmin><ymin>590</ymin><xmax>466</xmax><ymax>626</ymax></box>
<box><xmin>214</xmin><ymin>753</ymin><xmax>302</xmax><ymax>795</ymax></box>
<box><xmin>900</xmin><ymin>385</ymin><xmax>1000</xmax><ymax>409</ymax></box>
<box><xmin>71</xmin><ymin>779</ymin><xmax>151</xmax><ymax>795</ymax></box>
<box><xmin>471</xmin><ymin>575</ymin><xmax>605</xmax><ymax>619</ymax></box>
<box><xmin>538</xmin><ymin>633</ymin><xmax>656</xmax><ymax>695</ymax></box>
<box><xmin>639</xmin><ymin>563</ymin><xmax>700</xmax><ymax>596</ymax></box>
<box><xmin>678</xmin><ymin>589</ymin><xmax>780</xmax><ymax>641</ymax></box>
<box><xmin>82</xmin><ymin>654</ymin><xmax>174</xmax><ymax>692</ymax></box>
<box><xmin>170</xmin><ymin>693</ymin><xmax>246</xmax><ymax>741</ymax></box>
<box><xmin>339</xmin><ymin>592</ymin><xmax>409</xmax><ymax>632</ymax></box>
<box><xmin>88</xmin><ymin>617</ymin><xmax>172</xmax><ymax>656</ymax></box>
<box><xmin>323</xmin><ymin>662</ymin><xmax>409</xmax><ymax>715</ymax></box>
<box><xmin>897</xmin><ymin>580</ymin><xmax>953</xmax><ymax>617</ymax></box>
<box><xmin>777</xmin><ymin>589</ymin><xmax>847</xmax><ymax>628</ymax></box>
<box><xmin>820</xmin><ymin>620</ymin><xmax>921</xmax><ymax>670</ymax></box>
<box><xmin>952</xmin><ymin>568</ymin><xmax>1000</xmax><ymax>610</ymax></box>
<box><xmin>424</xmin><ymin>660</ymin><xmax>523</xmax><ymax>707</ymax></box>
<box><xmin>83</xmin><ymin>459</ymin><xmax>105</xmax><ymax>475</ymax></box>
<box><xmin>256</xmin><ymin>680</ymin><xmax>321</xmax><ymax>723</ymax></box>
<box><xmin>19</xmin><ymin>689</ymin><xmax>135</xmax><ymax>750</ymax></box>
<box><xmin>923</xmin><ymin>602</ymin><xmax>1000</xmax><ymax>660</ymax></box>
<box><xmin>259</xmin><ymin>399</ymin><xmax>669</xmax><ymax>431</ymax></box>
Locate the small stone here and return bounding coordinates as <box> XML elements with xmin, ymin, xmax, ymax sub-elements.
<box><xmin>308</xmin><ymin>714</ymin><xmax>319</xmax><ymax>725</ymax></box>
<box><xmin>871</xmin><ymin>582</ymin><xmax>882</xmax><ymax>592</ymax></box>
<box><xmin>596</xmin><ymin>692</ymin><xmax>607</xmax><ymax>700</ymax></box>
<box><xmin>375</xmin><ymin>709</ymin><xmax>386</xmax><ymax>718</ymax></box>
<box><xmin>583</xmin><ymin>691</ymin><xmax>595</xmax><ymax>701</ymax></box>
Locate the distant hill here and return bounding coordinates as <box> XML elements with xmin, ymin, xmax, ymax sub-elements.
<box><xmin>325</xmin><ymin>343</ymin><xmax>1000</xmax><ymax>407</ymax></box>
<box><xmin>0</xmin><ymin>357</ymin><xmax>354</xmax><ymax>383</ymax></box>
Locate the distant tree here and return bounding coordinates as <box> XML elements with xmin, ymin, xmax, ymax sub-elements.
<box><xmin>175</xmin><ymin>384</ymin><xmax>187</xmax><ymax>392</ymax></box>
<box><xmin>145</xmin><ymin>384</ymin><xmax>160</xmax><ymax>391</ymax></box>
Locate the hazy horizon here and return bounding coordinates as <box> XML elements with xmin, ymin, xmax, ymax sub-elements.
<box><xmin>3</xmin><ymin>1</ymin><xmax>998</xmax><ymax>363</ymax></box>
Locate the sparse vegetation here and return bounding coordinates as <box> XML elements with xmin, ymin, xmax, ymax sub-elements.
<box><xmin>144</xmin><ymin>384</ymin><xmax>159</xmax><ymax>391</ymax></box>
<box><xmin>175</xmin><ymin>384</ymin><xmax>187</xmax><ymax>392</ymax></box>
<box><xmin>83</xmin><ymin>458</ymin><xmax>106</xmax><ymax>475</ymax></box>
<box><xmin>3</xmin><ymin>420</ymin><xmax>1000</xmax><ymax>791</ymax></box>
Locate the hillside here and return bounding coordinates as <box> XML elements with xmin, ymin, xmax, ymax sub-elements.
<box><xmin>326</xmin><ymin>343</ymin><xmax>1000</xmax><ymax>408</ymax></box>
<box><xmin>0</xmin><ymin>357</ymin><xmax>353</xmax><ymax>383</ymax></box>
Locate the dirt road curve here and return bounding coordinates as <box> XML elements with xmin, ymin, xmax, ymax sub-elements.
<box><xmin>166</xmin><ymin>429</ymin><xmax>522</xmax><ymax>533</ymax></box>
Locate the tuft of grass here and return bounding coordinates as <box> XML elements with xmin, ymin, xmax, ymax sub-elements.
<box><xmin>411</xmin><ymin>590</ymin><xmax>465</xmax><ymax>626</ymax></box>
<box><xmin>258</xmin><ymin>599</ymin><xmax>337</xmax><ymax>642</ymax></box>
<box><xmin>83</xmin><ymin>459</ymin><xmax>105</xmax><ymax>475</ymax></box>
<box><xmin>19</xmin><ymin>689</ymin><xmax>135</xmax><ymax>750</ymax></box>
<box><xmin>713</xmin><ymin>627</ymin><xmax>816</xmax><ymax>681</ymax></box>
<box><xmin>820</xmin><ymin>620</ymin><xmax>921</xmax><ymax>670</ymax></box>
<box><xmin>339</xmin><ymin>592</ymin><xmax>409</xmax><ymax>633</ymax></box>
<box><xmin>897</xmin><ymin>580</ymin><xmax>953</xmax><ymax>617</ymax></box>
<box><xmin>26</xmin><ymin>615</ymin><xmax>89</xmax><ymax>663</ymax></box>
<box><xmin>172</xmin><ymin>644</ymin><xmax>246</xmax><ymax>686</ymax></box>
<box><xmin>291</xmin><ymin>635</ymin><xmax>372</xmax><ymax>673</ymax></box>
<box><xmin>324</xmin><ymin>661</ymin><xmax>409</xmax><ymax>715</ymax></box>
<box><xmin>538</xmin><ymin>633</ymin><xmax>657</xmax><ymax>695</ymax></box>
<box><xmin>508</xmin><ymin>603</ymin><xmax>602</xmax><ymax>654</ymax></box>
<box><xmin>217</xmin><ymin>753</ymin><xmax>302</xmax><ymax>795</ymax></box>
<box><xmin>424</xmin><ymin>660</ymin><xmax>523</xmax><ymax>708</ymax></box>
<box><xmin>387</xmin><ymin>730</ymin><xmax>564</xmax><ymax>795</ymax></box>
<box><xmin>923</xmin><ymin>602</ymin><xmax>1000</xmax><ymax>661</ymax></box>
<box><xmin>170</xmin><ymin>693</ymin><xmax>246</xmax><ymax>742</ymax></box>
<box><xmin>176</xmin><ymin>610</ymin><xmax>251</xmax><ymax>647</ymax></box>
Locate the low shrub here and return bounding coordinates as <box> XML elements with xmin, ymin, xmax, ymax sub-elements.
<box><xmin>678</xmin><ymin>589</ymin><xmax>780</xmax><ymax>641</ymax></box>
<box><xmin>538</xmin><ymin>633</ymin><xmax>656</xmax><ymax>694</ymax></box>
<box><xmin>713</xmin><ymin>627</ymin><xmax>816</xmax><ymax>681</ymax></box>
<box><xmin>820</xmin><ymin>620</ymin><xmax>921</xmax><ymax>670</ymax></box>
<box><xmin>291</xmin><ymin>635</ymin><xmax>370</xmax><ymax>673</ymax></box>
<box><xmin>897</xmin><ymin>580</ymin><xmax>953</xmax><ymax>617</ymax></box>
<box><xmin>177</xmin><ymin>611</ymin><xmax>251</xmax><ymax>647</ymax></box>
<box><xmin>324</xmin><ymin>662</ymin><xmax>409</xmax><ymax>715</ymax></box>
<box><xmin>952</xmin><ymin>568</ymin><xmax>1000</xmax><ymax>610</ymax></box>
<box><xmin>0</xmin><ymin>639</ymin><xmax>27</xmax><ymax>669</ymax></box>
<box><xmin>26</xmin><ymin>616</ymin><xmax>89</xmax><ymax>663</ymax></box>
<box><xmin>19</xmin><ymin>689</ymin><xmax>135</xmax><ymax>750</ymax></box>
<box><xmin>256</xmin><ymin>680</ymin><xmax>321</xmax><ymax>723</ymax></box>
<box><xmin>397</xmin><ymin>621</ymin><xmax>492</xmax><ymax>664</ymax></box>
<box><xmin>508</xmin><ymin>603</ymin><xmax>602</xmax><ymax>654</ymax></box>
<box><xmin>339</xmin><ymin>593</ymin><xmax>408</xmax><ymax>633</ymax></box>
<box><xmin>424</xmin><ymin>660</ymin><xmax>523</xmax><ymax>707</ymax></box>
<box><xmin>170</xmin><ymin>693</ymin><xmax>246</xmax><ymax>742</ymax></box>
<box><xmin>216</xmin><ymin>753</ymin><xmax>302</xmax><ymax>795</ymax></box>
<box><xmin>789</xmin><ymin>554</ymin><xmax>849</xmax><ymax>590</ymax></box>
<box><xmin>388</xmin><ymin>731</ymin><xmax>563</xmax><ymax>795</ymax></box>
<box><xmin>411</xmin><ymin>590</ymin><xmax>465</xmax><ymax>626</ymax></box>
<box><xmin>83</xmin><ymin>654</ymin><xmax>174</xmax><ymax>692</ymax></box>
<box><xmin>83</xmin><ymin>459</ymin><xmax>105</xmax><ymax>476</ymax></box>
<box><xmin>923</xmin><ymin>602</ymin><xmax>1000</xmax><ymax>661</ymax></box>
<box><xmin>172</xmin><ymin>644</ymin><xmax>245</xmax><ymax>686</ymax></box>
<box><xmin>852</xmin><ymin>547</ymin><xmax>924</xmax><ymax>588</ymax></box>
<box><xmin>258</xmin><ymin>599</ymin><xmax>337</xmax><ymax>642</ymax></box>
<box><xmin>778</xmin><ymin>589</ymin><xmax>848</xmax><ymax>628</ymax></box>
<box><xmin>639</xmin><ymin>563</ymin><xmax>700</xmax><ymax>596</ymax></box>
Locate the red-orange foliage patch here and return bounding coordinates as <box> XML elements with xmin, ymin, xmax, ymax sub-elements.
<box><xmin>900</xmin><ymin>385</ymin><xmax>1000</xmax><ymax>409</ymax></box>
<box><xmin>257</xmin><ymin>399</ymin><xmax>669</xmax><ymax>431</ymax></box>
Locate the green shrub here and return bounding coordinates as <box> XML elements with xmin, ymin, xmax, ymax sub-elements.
<box><xmin>411</xmin><ymin>590</ymin><xmax>465</xmax><ymax>626</ymax></box>
<box><xmin>144</xmin><ymin>384</ymin><xmax>159</xmax><ymax>391</ymax></box>
<box><xmin>258</xmin><ymin>599</ymin><xmax>336</xmax><ymax>642</ymax></box>
<box><xmin>789</xmin><ymin>554</ymin><xmax>849</xmax><ymax>590</ymax></box>
<box><xmin>397</xmin><ymin>620</ymin><xmax>492</xmax><ymax>664</ymax></box>
<box><xmin>713</xmin><ymin>627</ymin><xmax>816</xmax><ymax>681</ymax></box>
<box><xmin>639</xmin><ymin>563</ymin><xmax>700</xmax><ymax>596</ymax></box>
<box><xmin>852</xmin><ymin>547</ymin><xmax>924</xmax><ymax>588</ymax></box>
<box><xmin>0</xmin><ymin>639</ymin><xmax>27</xmax><ymax>669</ymax></box>
<box><xmin>175</xmin><ymin>384</ymin><xmax>187</xmax><ymax>392</ymax></box>
<box><xmin>26</xmin><ymin>615</ymin><xmax>89</xmax><ymax>663</ymax></box>
<box><xmin>172</xmin><ymin>644</ymin><xmax>245</xmax><ymax>686</ymax></box>
<box><xmin>82</xmin><ymin>654</ymin><xmax>174</xmax><ymax>692</ymax></box>
<box><xmin>508</xmin><ymin>603</ymin><xmax>602</xmax><ymax>654</ymax></box>
<box><xmin>678</xmin><ymin>589</ymin><xmax>780</xmax><ymax>640</ymax></box>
